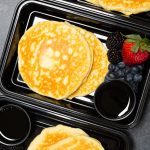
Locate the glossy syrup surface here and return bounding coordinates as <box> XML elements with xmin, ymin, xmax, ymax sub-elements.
<box><xmin>0</xmin><ymin>105</ymin><xmax>30</xmax><ymax>141</ymax></box>
<box><xmin>95</xmin><ymin>81</ymin><xmax>135</xmax><ymax>120</ymax></box>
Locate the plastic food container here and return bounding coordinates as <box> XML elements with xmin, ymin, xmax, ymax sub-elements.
<box><xmin>0</xmin><ymin>0</ymin><xmax>150</xmax><ymax>149</ymax></box>
<box><xmin>0</xmin><ymin>96</ymin><xmax>130</xmax><ymax>149</ymax></box>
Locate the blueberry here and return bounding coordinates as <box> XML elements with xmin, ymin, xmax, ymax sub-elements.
<box><xmin>124</xmin><ymin>66</ymin><xmax>131</xmax><ymax>74</ymax></box>
<box><xmin>133</xmin><ymin>74</ymin><xmax>142</xmax><ymax>82</ymax></box>
<box><xmin>131</xmin><ymin>67</ymin><xmax>139</xmax><ymax>74</ymax></box>
<box><xmin>108</xmin><ymin>64</ymin><xmax>115</xmax><ymax>72</ymax></box>
<box><xmin>114</xmin><ymin>66</ymin><xmax>119</xmax><ymax>72</ymax></box>
<box><xmin>112</xmin><ymin>64</ymin><xmax>116</xmax><ymax>70</ymax></box>
<box><xmin>109</xmin><ymin>73</ymin><xmax>115</xmax><ymax>79</ymax></box>
<box><xmin>129</xmin><ymin>82</ymin><xmax>139</xmax><ymax>93</ymax></box>
<box><xmin>118</xmin><ymin>77</ymin><xmax>125</xmax><ymax>80</ymax></box>
<box><xmin>118</xmin><ymin>62</ymin><xmax>125</xmax><ymax>69</ymax></box>
<box><xmin>126</xmin><ymin>74</ymin><xmax>133</xmax><ymax>82</ymax></box>
<box><xmin>137</xmin><ymin>65</ymin><xmax>144</xmax><ymax>71</ymax></box>
<box><xmin>105</xmin><ymin>75</ymin><xmax>112</xmax><ymax>82</ymax></box>
<box><xmin>116</xmin><ymin>70</ymin><xmax>124</xmax><ymax>77</ymax></box>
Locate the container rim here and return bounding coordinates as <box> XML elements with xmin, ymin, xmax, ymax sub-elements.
<box><xmin>0</xmin><ymin>0</ymin><xmax>149</xmax><ymax>131</ymax></box>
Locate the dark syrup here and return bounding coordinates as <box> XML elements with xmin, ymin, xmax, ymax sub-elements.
<box><xmin>0</xmin><ymin>105</ymin><xmax>30</xmax><ymax>141</ymax></box>
<box><xmin>95</xmin><ymin>81</ymin><xmax>135</xmax><ymax>120</ymax></box>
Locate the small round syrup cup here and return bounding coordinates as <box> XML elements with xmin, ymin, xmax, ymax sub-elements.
<box><xmin>0</xmin><ymin>104</ymin><xmax>31</xmax><ymax>146</ymax></box>
<box><xmin>94</xmin><ymin>80</ymin><xmax>136</xmax><ymax>121</ymax></box>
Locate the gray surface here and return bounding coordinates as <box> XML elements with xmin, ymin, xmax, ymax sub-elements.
<box><xmin>0</xmin><ymin>0</ymin><xmax>150</xmax><ymax>149</ymax></box>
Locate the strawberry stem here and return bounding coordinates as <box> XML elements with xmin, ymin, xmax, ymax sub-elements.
<box><xmin>126</xmin><ymin>34</ymin><xmax>150</xmax><ymax>53</ymax></box>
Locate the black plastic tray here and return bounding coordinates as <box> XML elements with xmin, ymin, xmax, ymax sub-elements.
<box><xmin>0</xmin><ymin>0</ymin><xmax>150</xmax><ymax>131</ymax></box>
<box><xmin>0</xmin><ymin>96</ymin><xmax>130</xmax><ymax>150</ymax></box>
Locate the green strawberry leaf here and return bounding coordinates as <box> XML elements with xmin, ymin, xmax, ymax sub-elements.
<box><xmin>142</xmin><ymin>37</ymin><xmax>150</xmax><ymax>45</ymax></box>
<box><xmin>140</xmin><ymin>41</ymin><xmax>147</xmax><ymax>48</ymax></box>
<box><xmin>125</xmin><ymin>33</ymin><xmax>150</xmax><ymax>53</ymax></box>
<box><xmin>140</xmin><ymin>37</ymin><xmax>150</xmax><ymax>52</ymax></box>
<box><xmin>126</xmin><ymin>34</ymin><xmax>142</xmax><ymax>40</ymax></box>
<box><xmin>126</xmin><ymin>39</ymin><xmax>137</xmax><ymax>43</ymax></box>
<box><xmin>146</xmin><ymin>46</ymin><xmax>150</xmax><ymax>52</ymax></box>
<box><xmin>141</xmin><ymin>45</ymin><xmax>150</xmax><ymax>52</ymax></box>
<box><xmin>131</xmin><ymin>41</ymin><xmax>140</xmax><ymax>53</ymax></box>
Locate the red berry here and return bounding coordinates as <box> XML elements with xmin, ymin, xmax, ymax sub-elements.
<box><xmin>122</xmin><ymin>41</ymin><xmax>149</xmax><ymax>65</ymax></box>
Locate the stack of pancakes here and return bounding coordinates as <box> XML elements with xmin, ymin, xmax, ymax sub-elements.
<box><xmin>27</xmin><ymin>125</ymin><xmax>104</xmax><ymax>150</ymax></box>
<box><xmin>18</xmin><ymin>21</ymin><xmax>108</xmax><ymax>100</ymax></box>
<box><xmin>86</xmin><ymin>0</ymin><xmax>150</xmax><ymax>16</ymax></box>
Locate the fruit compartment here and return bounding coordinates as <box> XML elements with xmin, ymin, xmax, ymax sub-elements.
<box><xmin>0</xmin><ymin>0</ymin><xmax>150</xmax><ymax>130</ymax></box>
<box><xmin>0</xmin><ymin>96</ymin><xmax>130</xmax><ymax>150</ymax></box>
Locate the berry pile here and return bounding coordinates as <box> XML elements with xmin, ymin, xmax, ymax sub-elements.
<box><xmin>105</xmin><ymin>32</ymin><xmax>150</xmax><ymax>93</ymax></box>
<box><xmin>106</xmin><ymin>31</ymin><xmax>124</xmax><ymax>50</ymax></box>
<box><xmin>107</xmin><ymin>49</ymin><xmax>122</xmax><ymax>64</ymax></box>
<box><xmin>105</xmin><ymin>62</ymin><xmax>143</xmax><ymax>92</ymax></box>
<box><xmin>106</xmin><ymin>32</ymin><xmax>124</xmax><ymax>64</ymax></box>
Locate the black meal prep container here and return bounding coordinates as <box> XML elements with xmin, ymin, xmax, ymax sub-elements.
<box><xmin>0</xmin><ymin>0</ymin><xmax>150</xmax><ymax>149</ymax></box>
<box><xmin>0</xmin><ymin>96</ymin><xmax>130</xmax><ymax>150</ymax></box>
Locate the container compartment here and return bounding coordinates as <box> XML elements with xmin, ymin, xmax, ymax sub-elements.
<box><xmin>74</xmin><ymin>0</ymin><xmax>150</xmax><ymax>24</ymax></box>
<box><xmin>0</xmin><ymin>0</ymin><xmax>150</xmax><ymax>130</ymax></box>
<box><xmin>0</xmin><ymin>96</ymin><xmax>130</xmax><ymax>150</ymax></box>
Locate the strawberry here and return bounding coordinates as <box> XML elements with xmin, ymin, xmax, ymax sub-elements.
<box><xmin>122</xmin><ymin>34</ymin><xmax>150</xmax><ymax>65</ymax></box>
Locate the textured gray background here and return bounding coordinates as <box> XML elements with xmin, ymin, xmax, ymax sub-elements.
<box><xmin>0</xmin><ymin>0</ymin><xmax>150</xmax><ymax>149</ymax></box>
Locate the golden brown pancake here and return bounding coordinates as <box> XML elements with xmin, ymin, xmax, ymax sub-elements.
<box><xmin>18</xmin><ymin>21</ymin><xmax>93</xmax><ymax>100</ymax></box>
<box><xmin>68</xmin><ymin>25</ymin><xmax>109</xmax><ymax>98</ymax></box>
<box><xmin>48</xmin><ymin>135</ymin><xmax>105</xmax><ymax>150</ymax></box>
<box><xmin>86</xmin><ymin>0</ymin><xmax>150</xmax><ymax>15</ymax></box>
<box><xmin>27</xmin><ymin>125</ymin><xmax>88</xmax><ymax>150</ymax></box>
<box><xmin>86</xmin><ymin>0</ymin><xmax>99</xmax><ymax>5</ymax></box>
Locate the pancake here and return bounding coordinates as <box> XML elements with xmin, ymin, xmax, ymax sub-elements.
<box><xmin>27</xmin><ymin>125</ymin><xmax>88</xmax><ymax>150</ymax></box>
<box><xmin>68</xmin><ymin>25</ymin><xmax>109</xmax><ymax>98</ymax></box>
<box><xmin>99</xmin><ymin>0</ymin><xmax>150</xmax><ymax>15</ymax></box>
<box><xmin>86</xmin><ymin>0</ymin><xmax>99</xmax><ymax>5</ymax></box>
<box><xmin>18</xmin><ymin>21</ymin><xmax>93</xmax><ymax>100</ymax></box>
<box><xmin>86</xmin><ymin>0</ymin><xmax>150</xmax><ymax>15</ymax></box>
<box><xmin>48</xmin><ymin>135</ymin><xmax>105</xmax><ymax>150</ymax></box>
